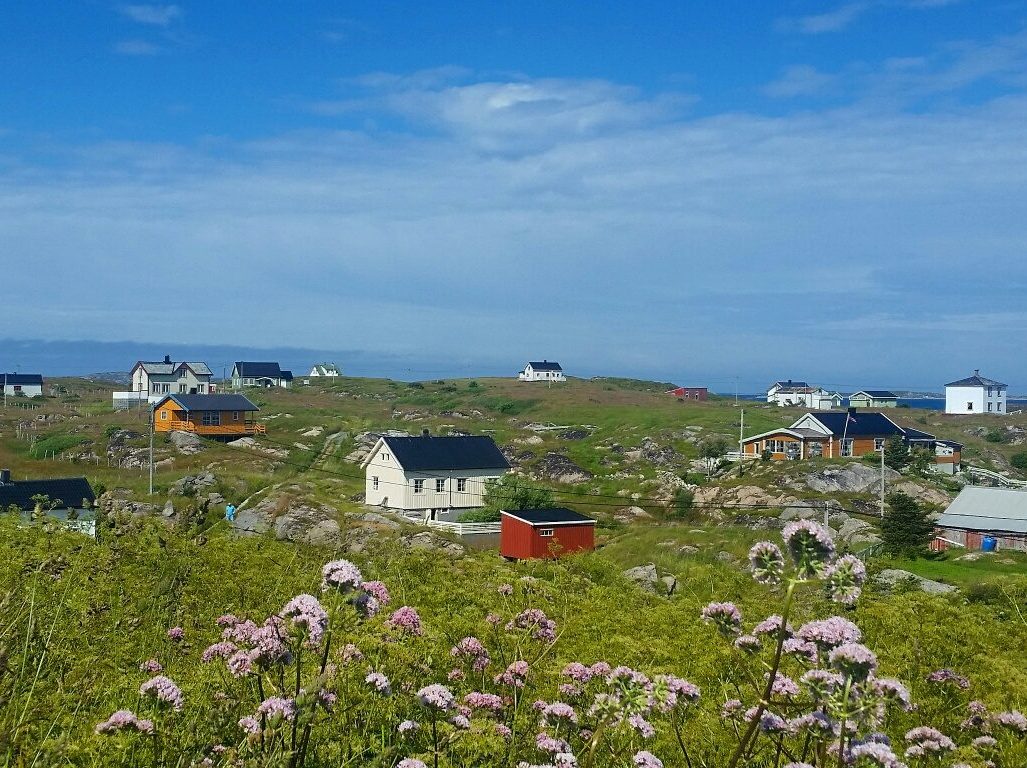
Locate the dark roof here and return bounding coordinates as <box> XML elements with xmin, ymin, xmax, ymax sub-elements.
<box><xmin>160</xmin><ymin>394</ymin><xmax>259</xmax><ymax>412</ymax></box>
<box><xmin>852</xmin><ymin>390</ymin><xmax>897</xmax><ymax>399</ymax></box>
<box><xmin>381</xmin><ymin>435</ymin><xmax>510</xmax><ymax>471</ymax></box>
<box><xmin>234</xmin><ymin>362</ymin><xmax>286</xmax><ymax>378</ymax></box>
<box><xmin>902</xmin><ymin>427</ymin><xmax>936</xmax><ymax>441</ymax></box>
<box><xmin>946</xmin><ymin>371</ymin><xmax>1006</xmax><ymax>388</ymax></box>
<box><xmin>2</xmin><ymin>373</ymin><xmax>43</xmax><ymax>385</ymax></box>
<box><xmin>281</xmin><ymin>370</ymin><xmax>294</xmax><ymax>381</ymax></box>
<box><xmin>773</xmin><ymin>379</ymin><xmax>809</xmax><ymax>388</ymax></box>
<box><xmin>527</xmin><ymin>361</ymin><xmax>562</xmax><ymax>371</ymax></box>
<box><xmin>807</xmin><ymin>411</ymin><xmax>907</xmax><ymax>438</ymax></box>
<box><xmin>501</xmin><ymin>508</ymin><xmax>596</xmax><ymax>525</ymax></box>
<box><xmin>0</xmin><ymin>476</ymin><xmax>94</xmax><ymax>511</ymax></box>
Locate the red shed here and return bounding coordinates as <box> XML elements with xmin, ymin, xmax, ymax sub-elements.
<box><xmin>500</xmin><ymin>508</ymin><xmax>596</xmax><ymax>560</ymax></box>
<box><xmin>667</xmin><ymin>386</ymin><xmax>708</xmax><ymax>401</ymax></box>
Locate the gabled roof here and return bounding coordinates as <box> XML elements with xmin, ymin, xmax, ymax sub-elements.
<box><xmin>2</xmin><ymin>373</ymin><xmax>43</xmax><ymax>385</ymax></box>
<box><xmin>770</xmin><ymin>380</ymin><xmax>811</xmax><ymax>392</ymax></box>
<box><xmin>0</xmin><ymin>476</ymin><xmax>95</xmax><ymax>511</ymax></box>
<box><xmin>234</xmin><ymin>362</ymin><xmax>287</xmax><ymax>378</ymax></box>
<box><xmin>135</xmin><ymin>360</ymin><xmax>212</xmax><ymax>377</ymax></box>
<box><xmin>936</xmin><ymin>486</ymin><xmax>1027</xmax><ymax>534</ymax></box>
<box><xmin>157</xmin><ymin>394</ymin><xmax>259</xmax><ymax>412</ymax></box>
<box><xmin>372</xmin><ymin>435</ymin><xmax>510</xmax><ymax>471</ymax></box>
<box><xmin>851</xmin><ymin>390</ymin><xmax>898</xmax><ymax>399</ymax></box>
<box><xmin>946</xmin><ymin>371</ymin><xmax>1006</xmax><ymax>388</ymax></box>
<box><xmin>501</xmin><ymin>508</ymin><xmax>596</xmax><ymax>526</ymax></box>
<box><xmin>311</xmin><ymin>364</ymin><xmax>340</xmax><ymax>374</ymax></box>
<box><xmin>799</xmin><ymin>411</ymin><xmax>907</xmax><ymax>438</ymax></box>
<box><xmin>527</xmin><ymin>361</ymin><xmax>562</xmax><ymax>371</ymax></box>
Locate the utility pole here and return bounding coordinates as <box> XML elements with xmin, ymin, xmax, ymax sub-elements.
<box><xmin>148</xmin><ymin>405</ymin><xmax>154</xmax><ymax>496</ymax></box>
<box><xmin>879</xmin><ymin>444</ymin><xmax>886</xmax><ymax>518</ymax></box>
<box><xmin>2</xmin><ymin>372</ymin><xmax>6</xmax><ymax>408</ymax></box>
<box><xmin>734</xmin><ymin>376</ymin><xmax>739</xmax><ymax>407</ymax></box>
<box><xmin>824</xmin><ymin>499</ymin><xmax>831</xmax><ymax>531</ymax></box>
<box><xmin>738</xmin><ymin>408</ymin><xmax>745</xmax><ymax>477</ymax></box>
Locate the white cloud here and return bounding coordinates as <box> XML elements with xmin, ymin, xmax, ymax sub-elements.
<box><xmin>114</xmin><ymin>39</ymin><xmax>160</xmax><ymax>56</ymax></box>
<box><xmin>764</xmin><ymin>65</ymin><xmax>840</xmax><ymax>97</ymax></box>
<box><xmin>777</xmin><ymin>2</ymin><xmax>871</xmax><ymax>34</ymax></box>
<box><xmin>118</xmin><ymin>4</ymin><xmax>181</xmax><ymax>26</ymax></box>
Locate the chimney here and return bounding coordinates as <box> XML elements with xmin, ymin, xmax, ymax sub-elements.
<box><xmin>0</xmin><ymin>469</ymin><xmax>10</xmax><ymax>485</ymax></box>
<box><xmin>974</xmin><ymin>369</ymin><xmax>980</xmax><ymax>376</ymax></box>
<box><xmin>164</xmin><ymin>355</ymin><xmax>172</xmax><ymax>364</ymax></box>
<box><xmin>422</xmin><ymin>428</ymin><xmax>430</xmax><ymax>438</ymax></box>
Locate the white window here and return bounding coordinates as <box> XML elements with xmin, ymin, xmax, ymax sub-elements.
<box><xmin>988</xmin><ymin>403</ymin><xmax>993</xmax><ymax>412</ymax></box>
<box><xmin>160</xmin><ymin>411</ymin><xmax>168</xmax><ymax>420</ymax></box>
<box><xmin>179</xmin><ymin>384</ymin><xmax>187</xmax><ymax>393</ymax></box>
<box><xmin>841</xmin><ymin>439</ymin><xmax>854</xmax><ymax>457</ymax></box>
<box><xmin>435</xmin><ymin>479</ymin><xmax>445</xmax><ymax>493</ymax></box>
<box><xmin>988</xmin><ymin>387</ymin><xmax>993</xmax><ymax>396</ymax></box>
<box><xmin>372</xmin><ymin>476</ymin><xmax>379</xmax><ymax>491</ymax></box>
<box><xmin>539</xmin><ymin>528</ymin><xmax>554</xmax><ymax>537</ymax></box>
<box><xmin>233</xmin><ymin>411</ymin><xmax>239</xmax><ymax>420</ymax></box>
<box><xmin>874</xmin><ymin>438</ymin><xmax>885</xmax><ymax>451</ymax></box>
<box><xmin>413</xmin><ymin>479</ymin><xmax>424</xmax><ymax>494</ymax></box>
<box><xmin>457</xmin><ymin>478</ymin><xmax>467</xmax><ymax>492</ymax></box>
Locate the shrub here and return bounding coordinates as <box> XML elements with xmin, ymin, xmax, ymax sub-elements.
<box><xmin>1010</xmin><ymin>452</ymin><xmax>1027</xmax><ymax>470</ymax></box>
<box><xmin>880</xmin><ymin>491</ymin><xmax>934</xmax><ymax>556</ymax></box>
<box><xmin>985</xmin><ymin>430</ymin><xmax>1006</xmax><ymax>444</ymax></box>
<box><xmin>672</xmin><ymin>488</ymin><xmax>694</xmax><ymax>519</ymax></box>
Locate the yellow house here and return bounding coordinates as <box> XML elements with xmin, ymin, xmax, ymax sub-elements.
<box><xmin>153</xmin><ymin>394</ymin><xmax>264</xmax><ymax>438</ymax></box>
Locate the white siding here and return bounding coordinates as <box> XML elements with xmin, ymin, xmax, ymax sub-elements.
<box><xmin>945</xmin><ymin>385</ymin><xmax>1007</xmax><ymax>414</ymax></box>
<box><xmin>364</xmin><ymin>449</ymin><xmax>506</xmax><ymax>512</ymax></box>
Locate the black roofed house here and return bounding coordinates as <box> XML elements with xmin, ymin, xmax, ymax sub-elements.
<box><xmin>2</xmin><ymin>373</ymin><xmax>43</xmax><ymax>398</ymax></box>
<box><xmin>0</xmin><ymin>469</ymin><xmax>97</xmax><ymax>536</ymax></box>
<box><xmin>848</xmin><ymin>390</ymin><xmax>899</xmax><ymax>408</ymax></box>
<box><xmin>360</xmin><ymin>431</ymin><xmax>511</xmax><ymax>518</ymax></box>
<box><xmin>945</xmin><ymin>370</ymin><xmax>1007</xmax><ymax>414</ymax></box>
<box><xmin>741</xmin><ymin>408</ymin><xmax>962</xmax><ymax>473</ymax></box>
<box><xmin>518</xmin><ymin>361</ymin><xmax>565</xmax><ymax>382</ymax></box>
<box><xmin>231</xmin><ymin>362</ymin><xmax>294</xmax><ymax>389</ymax></box>
<box><xmin>500</xmin><ymin>508</ymin><xmax>596</xmax><ymax>560</ymax></box>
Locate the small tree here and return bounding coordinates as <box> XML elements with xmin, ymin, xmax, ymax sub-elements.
<box><xmin>698</xmin><ymin>436</ymin><xmax>729</xmax><ymax>480</ymax></box>
<box><xmin>461</xmin><ymin>475</ymin><xmax>555</xmax><ymax>522</ymax></box>
<box><xmin>882</xmin><ymin>434</ymin><xmax>910</xmax><ymax>471</ymax></box>
<box><xmin>880</xmin><ymin>491</ymin><xmax>934</xmax><ymax>556</ymax></box>
<box><xmin>1011</xmin><ymin>452</ymin><xmax>1027</xmax><ymax>471</ymax></box>
<box><xmin>907</xmin><ymin>446</ymin><xmax>934</xmax><ymax>476</ymax></box>
<box><xmin>672</xmin><ymin>488</ymin><xmax>695</xmax><ymax>519</ymax></box>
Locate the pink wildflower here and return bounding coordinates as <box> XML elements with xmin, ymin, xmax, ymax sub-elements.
<box><xmin>139</xmin><ymin>675</ymin><xmax>184</xmax><ymax>711</ymax></box>
<box><xmin>387</xmin><ymin>606</ymin><xmax>424</xmax><ymax>636</ymax></box>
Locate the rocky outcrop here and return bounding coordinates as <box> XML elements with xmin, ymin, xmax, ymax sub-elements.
<box><xmin>623</xmin><ymin>563</ymin><xmax>659</xmax><ymax>591</ymax></box>
<box><xmin>638</xmin><ymin>438</ymin><xmax>679</xmax><ymax>467</ymax></box>
<box><xmin>891</xmin><ymin>481</ymin><xmax>952</xmax><ymax>507</ymax></box>
<box><xmin>875</xmin><ymin>569</ymin><xmax>957</xmax><ymax>595</ymax></box>
<box><xmin>228</xmin><ymin>436</ymin><xmax>289</xmax><ymax>459</ymax></box>
<box><xmin>399</xmin><ymin>531</ymin><xmax>465</xmax><ymax>555</ymax></box>
<box><xmin>169</xmin><ymin>430</ymin><xmax>206</xmax><ymax>455</ymax></box>
<box><xmin>535</xmin><ymin>453</ymin><xmax>593</xmax><ymax>484</ymax></box>
<box><xmin>614</xmin><ymin>505</ymin><xmax>652</xmax><ymax>523</ymax></box>
<box><xmin>805</xmin><ymin>464</ymin><xmax>900</xmax><ymax>494</ymax></box>
<box><xmin>169</xmin><ymin>472</ymin><xmax>217</xmax><ymax>496</ymax></box>
<box><xmin>558</xmin><ymin>429</ymin><xmax>590</xmax><ymax>441</ymax></box>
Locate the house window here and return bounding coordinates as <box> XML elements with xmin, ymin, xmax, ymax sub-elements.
<box><xmin>988</xmin><ymin>387</ymin><xmax>993</xmax><ymax>396</ymax></box>
<box><xmin>13</xmin><ymin>385</ymin><xmax>21</xmax><ymax>392</ymax></box>
<box><xmin>808</xmin><ymin>442</ymin><xmax>823</xmax><ymax>457</ymax></box>
<box><xmin>232</xmin><ymin>411</ymin><xmax>239</xmax><ymax>420</ymax></box>
<box><xmin>201</xmin><ymin>411</ymin><xmax>221</xmax><ymax>426</ymax></box>
<box><xmin>372</xmin><ymin>476</ymin><xmax>379</xmax><ymax>491</ymax></box>
<box><xmin>413</xmin><ymin>479</ymin><xmax>424</xmax><ymax>494</ymax></box>
<box><xmin>160</xmin><ymin>411</ymin><xmax>168</xmax><ymax>421</ymax></box>
<box><xmin>967</xmin><ymin>402</ymin><xmax>973</xmax><ymax>411</ymax></box>
<box><xmin>435</xmin><ymin>479</ymin><xmax>445</xmax><ymax>493</ymax></box>
<box><xmin>179</xmin><ymin>384</ymin><xmax>187</xmax><ymax>393</ymax></box>
<box><xmin>381</xmin><ymin>452</ymin><xmax>389</xmax><ymax>461</ymax></box>
<box><xmin>457</xmin><ymin>478</ymin><xmax>467</xmax><ymax>492</ymax></box>
<box><xmin>539</xmin><ymin>528</ymin><xmax>554</xmax><ymax>537</ymax></box>
<box><xmin>988</xmin><ymin>403</ymin><xmax>993</xmax><ymax>412</ymax></box>
<box><xmin>874</xmin><ymin>438</ymin><xmax>885</xmax><ymax>451</ymax></box>
<box><xmin>841</xmin><ymin>439</ymin><xmax>854</xmax><ymax>457</ymax></box>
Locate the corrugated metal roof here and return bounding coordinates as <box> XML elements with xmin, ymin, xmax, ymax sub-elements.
<box><xmin>936</xmin><ymin>486</ymin><xmax>1027</xmax><ymax>534</ymax></box>
<box><xmin>381</xmin><ymin>435</ymin><xmax>510</xmax><ymax>471</ymax></box>
<box><xmin>161</xmin><ymin>394</ymin><xmax>259</xmax><ymax>411</ymax></box>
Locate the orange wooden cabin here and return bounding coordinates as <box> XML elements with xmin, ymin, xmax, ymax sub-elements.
<box><xmin>500</xmin><ymin>508</ymin><xmax>596</xmax><ymax>560</ymax></box>
<box><xmin>153</xmin><ymin>394</ymin><xmax>264</xmax><ymax>438</ymax></box>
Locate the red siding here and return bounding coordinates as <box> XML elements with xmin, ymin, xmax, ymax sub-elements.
<box><xmin>500</xmin><ymin>516</ymin><xmax>595</xmax><ymax>560</ymax></box>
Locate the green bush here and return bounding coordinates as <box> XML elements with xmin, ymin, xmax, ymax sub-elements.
<box><xmin>985</xmin><ymin>430</ymin><xmax>1006</xmax><ymax>444</ymax></box>
<box><xmin>1010</xmin><ymin>452</ymin><xmax>1027</xmax><ymax>470</ymax></box>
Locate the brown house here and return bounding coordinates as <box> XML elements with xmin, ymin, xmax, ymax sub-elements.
<box><xmin>742</xmin><ymin>409</ymin><xmax>961</xmax><ymax>473</ymax></box>
<box><xmin>153</xmin><ymin>394</ymin><xmax>264</xmax><ymax>439</ymax></box>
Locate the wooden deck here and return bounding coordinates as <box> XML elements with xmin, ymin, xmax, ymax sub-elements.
<box><xmin>162</xmin><ymin>420</ymin><xmax>266</xmax><ymax>436</ymax></box>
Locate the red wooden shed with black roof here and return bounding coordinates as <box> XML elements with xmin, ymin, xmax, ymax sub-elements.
<box><xmin>500</xmin><ymin>508</ymin><xmax>596</xmax><ymax>560</ymax></box>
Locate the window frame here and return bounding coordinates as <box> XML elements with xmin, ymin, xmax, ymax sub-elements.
<box><xmin>413</xmin><ymin>479</ymin><xmax>425</xmax><ymax>494</ymax></box>
<box><xmin>372</xmin><ymin>476</ymin><xmax>379</xmax><ymax>491</ymax></box>
<box><xmin>435</xmin><ymin>478</ymin><xmax>445</xmax><ymax>493</ymax></box>
<box><xmin>539</xmin><ymin>528</ymin><xmax>554</xmax><ymax>537</ymax></box>
<box><xmin>457</xmin><ymin>478</ymin><xmax>467</xmax><ymax>493</ymax></box>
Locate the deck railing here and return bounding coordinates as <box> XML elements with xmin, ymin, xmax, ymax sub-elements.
<box><xmin>425</xmin><ymin>519</ymin><xmax>501</xmax><ymax>535</ymax></box>
<box><xmin>166</xmin><ymin>420</ymin><xmax>266</xmax><ymax>435</ymax></box>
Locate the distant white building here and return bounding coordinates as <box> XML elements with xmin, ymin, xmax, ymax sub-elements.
<box><xmin>518</xmin><ymin>361</ymin><xmax>565</xmax><ymax>382</ymax></box>
<box><xmin>945</xmin><ymin>370</ymin><xmax>1007</xmax><ymax>414</ymax></box>
<box><xmin>114</xmin><ymin>356</ymin><xmax>213</xmax><ymax>407</ymax></box>
<box><xmin>767</xmin><ymin>380</ymin><xmax>841</xmax><ymax>409</ymax></box>
<box><xmin>308</xmin><ymin>363</ymin><xmax>340</xmax><ymax>377</ymax></box>
<box><xmin>1</xmin><ymin>373</ymin><xmax>43</xmax><ymax>398</ymax></box>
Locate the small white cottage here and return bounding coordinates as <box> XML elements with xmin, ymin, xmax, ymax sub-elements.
<box><xmin>945</xmin><ymin>370</ymin><xmax>1007</xmax><ymax>414</ymax></box>
<box><xmin>518</xmin><ymin>361</ymin><xmax>565</xmax><ymax>382</ymax></box>
<box><xmin>361</xmin><ymin>432</ymin><xmax>510</xmax><ymax>518</ymax></box>
<box><xmin>308</xmin><ymin>363</ymin><xmax>340</xmax><ymax>377</ymax></box>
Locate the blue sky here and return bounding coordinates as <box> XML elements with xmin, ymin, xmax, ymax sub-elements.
<box><xmin>2</xmin><ymin>1</ymin><xmax>1026</xmax><ymax>390</ymax></box>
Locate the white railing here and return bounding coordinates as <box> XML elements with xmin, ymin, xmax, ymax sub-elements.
<box><xmin>425</xmin><ymin>519</ymin><xmax>501</xmax><ymax>535</ymax></box>
<box><xmin>963</xmin><ymin>465</ymin><xmax>1027</xmax><ymax>488</ymax></box>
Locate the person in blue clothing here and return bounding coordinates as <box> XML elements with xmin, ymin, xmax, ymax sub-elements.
<box><xmin>225</xmin><ymin>503</ymin><xmax>236</xmax><ymax>522</ymax></box>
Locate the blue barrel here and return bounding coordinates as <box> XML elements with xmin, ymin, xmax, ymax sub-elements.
<box><xmin>981</xmin><ymin>536</ymin><xmax>998</xmax><ymax>552</ymax></box>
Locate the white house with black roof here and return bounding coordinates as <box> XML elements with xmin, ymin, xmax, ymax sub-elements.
<box><xmin>0</xmin><ymin>470</ymin><xmax>97</xmax><ymax>535</ymax></box>
<box><xmin>848</xmin><ymin>390</ymin><xmax>898</xmax><ymax>408</ymax></box>
<box><xmin>945</xmin><ymin>370</ymin><xmax>1007</xmax><ymax>414</ymax></box>
<box><xmin>518</xmin><ymin>361</ymin><xmax>565</xmax><ymax>382</ymax></box>
<box><xmin>360</xmin><ymin>432</ymin><xmax>510</xmax><ymax>517</ymax></box>
<box><xmin>1</xmin><ymin>373</ymin><xmax>43</xmax><ymax>398</ymax></box>
<box><xmin>114</xmin><ymin>355</ymin><xmax>213</xmax><ymax>408</ymax></box>
<box><xmin>766</xmin><ymin>380</ymin><xmax>841</xmax><ymax>409</ymax></box>
<box><xmin>231</xmin><ymin>362</ymin><xmax>293</xmax><ymax>389</ymax></box>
